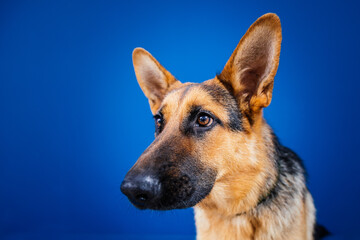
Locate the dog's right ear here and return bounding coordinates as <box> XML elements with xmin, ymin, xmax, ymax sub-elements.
<box><xmin>132</xmin><ymin>48</ymin><xmax>180</xmax><ymax>114</ymax></box>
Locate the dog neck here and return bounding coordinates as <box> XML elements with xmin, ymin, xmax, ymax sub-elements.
<box><xmin>193</xmin><ymin>121</ymin><xmax>312</xmax><ymax>239</ymax></box>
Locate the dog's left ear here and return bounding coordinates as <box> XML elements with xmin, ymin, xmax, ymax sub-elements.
<box><xmin>219</xmin><ymin>13</ymin><xmax>282</xmax><ymax>114</ymax></box>
<box><xmin>133</xmin><ymin>48</ymin><xmax>180</xmax><ymax>114</ymax></box>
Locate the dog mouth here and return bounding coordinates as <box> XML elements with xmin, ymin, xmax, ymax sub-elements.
<box><xmin>127</xmin><ymin>196</ymin><xmax>150</xmax><ymax>210</ymax></box>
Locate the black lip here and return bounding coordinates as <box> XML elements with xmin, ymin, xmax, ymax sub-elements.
<box><xmin>127</xmin><ymin>198</ymin><xmax>148</xmax><ymax>209</ymax></box>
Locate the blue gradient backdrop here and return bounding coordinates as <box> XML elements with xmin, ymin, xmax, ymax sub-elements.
<box><xmin>1</xmin><ymin>0</ymin><xmax>360</xmax><ymax>239</ymax></box>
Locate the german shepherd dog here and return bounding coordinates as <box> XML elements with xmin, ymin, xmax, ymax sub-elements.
<box><xmin>121</xmin><ymin>13</ymin><xmax>328</xmax><ymax>240</ymax></box>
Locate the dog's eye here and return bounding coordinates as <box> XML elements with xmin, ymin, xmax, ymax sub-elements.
<box><xmin>154</xmin><ymin>114</ymin><xmax>164</xmax><ymax>135</ymax></box>
<box><xmin>196</xmin><ymin>114</ymin><xmax>213</xmax><ymax>127</ymax></box>
<box><xmin>154</xmin><ymin>115</ymin><xmax>163</xmax><ymax>128</ymax></box>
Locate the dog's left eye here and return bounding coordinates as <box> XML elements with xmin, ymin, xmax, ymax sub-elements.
<box><xmin>196</xmin><ymin>114</ymin><xmax>213</xmax><ymax>127</ymax></box>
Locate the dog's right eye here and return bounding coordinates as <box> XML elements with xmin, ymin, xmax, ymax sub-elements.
<box><xmin>155</xmin><ymin>116</ymin><xmax>163</xmax><ymax>128</ymax></box>
<box><xmin>154</xmin><ymin>114</ymin><xmax>164</xmax><ymax>134</ymax></box>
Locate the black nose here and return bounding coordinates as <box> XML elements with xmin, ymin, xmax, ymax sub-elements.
<box><xmin>120</xmin><ymin>175</ymin><xmax>161</xmax><ymax>209</ymax></box>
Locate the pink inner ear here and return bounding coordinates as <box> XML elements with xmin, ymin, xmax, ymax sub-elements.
<box><xmin>143</xmin><ymin>70</ymin><xmax>167</xmax><ymax>100</ymax></box>
<box><xmin>135</xmin><ymin>53</ymin><xmax>168</xmax><ymax>98</ymax></box>
<box><xmin>235</xmin><ymin>28</ymin><xmax>277</xmax><ymax>96</ymax></box>
<box><xmin>239</xmin><ymin>67</ymin><xmax>265</xmax><ymax>96</ymax></box>
<box><xmin>133</xmin><ymin>48</ymin><xmax>180</xmax><ymax>114</ymax></box>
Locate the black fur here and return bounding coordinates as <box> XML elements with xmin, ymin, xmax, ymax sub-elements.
<box><xmin>314</xmin><ymin>224</ymin><xmax>331</xmax><ymax>239</ymax></box>
<box><xmin>255</xmin><ymin>133</ymin><xmax>329</xmax><ymax>239</ymax></box>
<box><xmin>256</xmin><ymin>134</ymin><xmax>306</xmax><ymax>208</ymax></box>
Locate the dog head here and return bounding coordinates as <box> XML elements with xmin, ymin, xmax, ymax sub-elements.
<box><xmin>121</xmin><ymin>13</ymin><xmax>282</xmax><ymax>212</ymax></box>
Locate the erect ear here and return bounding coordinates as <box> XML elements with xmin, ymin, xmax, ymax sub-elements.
<box><xmin>132</xmin><ymin>48</ymin><xmax>180</xmax><ymax>114</ymax></box>
<box><xmin>218</xmin><ymin>13</ymin><xmax>282</xmax><ymax>115</ymax></box>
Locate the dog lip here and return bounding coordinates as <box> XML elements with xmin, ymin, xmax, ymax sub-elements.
<box><xmin>127</xmin><ymin>198</ymin><xmax>148</xmax><ymax>209</ymax></box>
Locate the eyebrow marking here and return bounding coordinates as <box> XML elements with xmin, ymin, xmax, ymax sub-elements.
<box><xmin>179</xmin><ymin>84</ymin><xmax>196</xmax><ymax>103</ymax></box>
<box><xmin>200</xmin><ymin>84</ymin><xmax>243</xmax><ymax>131</ymax></box>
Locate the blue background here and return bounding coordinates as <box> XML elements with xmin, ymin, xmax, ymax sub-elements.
<box><xmin>1</xmin><ymin>0</ymin><xmax>359</xmax><ymax>239</ymax></box>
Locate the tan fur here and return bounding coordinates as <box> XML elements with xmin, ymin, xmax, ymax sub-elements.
<box><xmin>132</xmin><ymin>13</ymin><xmax>315</xmax><ymax>240</ymax></box>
